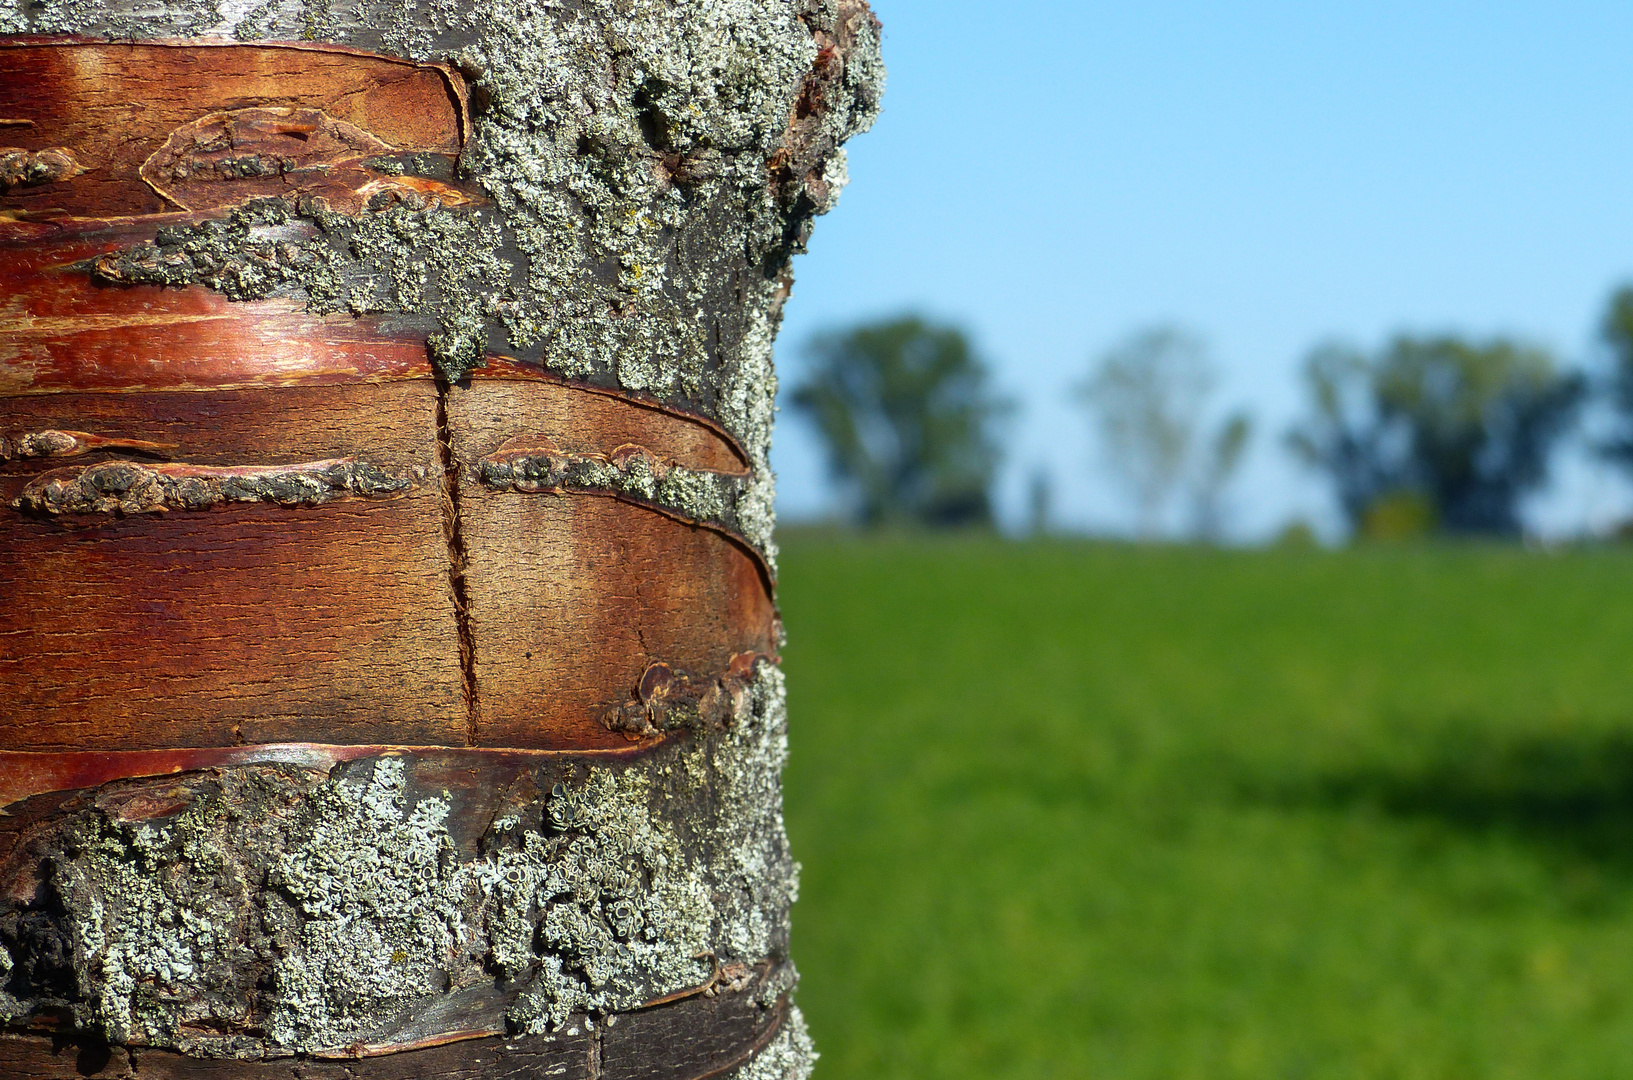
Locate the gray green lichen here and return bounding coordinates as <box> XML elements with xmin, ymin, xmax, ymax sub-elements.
<box><xmin>89</xmin><ymin>196</ymin><xmax>512</xmax><ymax>383</ymax></box>
<box><xmin>7</xmin><ymin>0</ymin><xmax>883</xmax><ymax>471</ymax></box>
<box><xmin>0</xmin><ymin>662</ymin><xmax>799</xmax><ymax>1060</ymax></box>
<box><xmin>478</xmin><ymin>444</ymin><xmax>767</xmax><ymax>553</ymax></box>
<box><xmin>727</xmin><ymin>1004</ymin><xmax>817</xmax><ymax>1080</ymax></box>
<box><xmin>11</xmin><ymin>457</ymin><xmax>420</xmax><ymax>516</ymax></box>
<box><xmin>0</xmin><ymin>6</ymin><xmax>878</xmax><ymax>1073</ymax></box>
<box><xmin>45</xmin><ymin>0</ymin><xmax>884</xmax><ymax>571</ymax></box>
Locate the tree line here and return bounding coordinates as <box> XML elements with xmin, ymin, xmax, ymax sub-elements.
<box><xmin>793</xmin><ymin>287</ymin><xmax>1633</xmax><ymax>539</ymax></box>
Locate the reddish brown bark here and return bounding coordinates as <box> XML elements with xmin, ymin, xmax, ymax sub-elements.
<box><xmin>0</xmin><ymin>42</ymin><xmax>775</xmax><ymax>754</ymax></box>
<box><xmin>0</xmin><ymin>42</ymin><xmax>465</xmax><ymax>219</ymax></box>
<box><xmin>0</xmin><ymin>3</ymin><xmax>879</xmax><ymax>1068</ymax></box>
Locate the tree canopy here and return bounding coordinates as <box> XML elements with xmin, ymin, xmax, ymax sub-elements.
<box><xmin>1077</xmin><ymin>326</ymin><xmax>1252</xmax><ymax>539</ymax></box>
<box><xmin>1597</xmin><ymin>285</ymin><xmax>1633</xmax><ymax>465</ymax></box>
<box><xmin>1288</xmin><ymin>335</ymin><xmax>1583</xmax><ymax>536</ymax></box>
<box><xmin>793</xmin><ymin>316</ymin><xmax>1006</xmax><ymax>527</ymax></box>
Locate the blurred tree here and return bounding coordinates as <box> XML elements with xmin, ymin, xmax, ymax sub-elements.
<box><xmin>1027</xmin><ymin>467</ymin><xmax>1053</xmax><ymax>537</ymax></box>
<box><xmin>1078</xmin><ymin>326</ymin><xmax>1252</xmax><ymax>539</ymax></box>
<box><xmin>1191</xmin><ymin>411</ymin><xmax>1254</xmax><ymax>541</ymax></box>
<box><xmin>793</xmin><ymin>316</ymin><xmax>1007</xmax><ymax>527</ymax></box>
<box><xmin>1596</xmin><ymin>285</ymin><xmax>1633</xmax><ymax>464</ymax></box>
<box><xmin>1284</xmin><ymin>343</ymin><xmax>1396</xmax><ymax>529</ymax></box>
<box><xmin>1360</xmin><ymin>491</ymin><xmax>1439</xmax><ymax>541</ymax></box>
<box><xmin>1288</xmin><ymin>335</ymin><xmax>1583</xmax><ymax>536</ymax></box>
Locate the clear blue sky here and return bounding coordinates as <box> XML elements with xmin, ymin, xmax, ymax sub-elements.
<box><xmin>773</xmin><ymin>0</ymin><xmax>1633</xmax><ymax>538</ymax></box>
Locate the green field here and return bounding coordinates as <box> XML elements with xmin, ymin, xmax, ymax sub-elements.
<box><xmin>777</xmin><ymin>536</ymin><xmax>1633</xmax><ymax>1079</ymax></box>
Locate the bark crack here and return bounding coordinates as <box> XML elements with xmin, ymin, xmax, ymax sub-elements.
<box><xmin>436</xmin><ymin>376</ymin><xmax>480</xmax><ymax>746</ymax></box>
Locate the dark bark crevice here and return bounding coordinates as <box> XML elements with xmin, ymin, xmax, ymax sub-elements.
<box><xmin>435</xmin><ymin>375</ymin><xmax>480</xmax><ymax>745</ymax></box>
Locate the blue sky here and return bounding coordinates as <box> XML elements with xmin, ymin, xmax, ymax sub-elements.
<box><xmin>772</xmin><ymin>1</ymin><xmax>1633</xmax><ymax>538</ymax></box>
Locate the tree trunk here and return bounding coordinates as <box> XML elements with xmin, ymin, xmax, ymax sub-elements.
<box><xmin>0</xmin><ymin>1</ymin><xmax>880</xmax><ymax>1075</ymax></box>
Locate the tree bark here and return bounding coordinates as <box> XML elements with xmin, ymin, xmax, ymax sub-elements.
<box><xmin>0</xmin><ymin>1</ymin><xmax>880</xmax><ymax>1075</ymax></box>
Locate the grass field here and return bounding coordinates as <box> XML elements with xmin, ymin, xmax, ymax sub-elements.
<box><xmin>776</xmin><ymin>536</ymin><xmax>1633</xmax><ymax>1079</ymax></box>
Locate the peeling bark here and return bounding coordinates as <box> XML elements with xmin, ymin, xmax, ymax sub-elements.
<box><xmin>0</xmin><ymin>0</ymin><xmax>880</xmax><ymax>1075</ymax></box>
<box><xmin>0</xmin><ymin>665</ymin><xmax>795</xmax><ymax>1061</ymax></box>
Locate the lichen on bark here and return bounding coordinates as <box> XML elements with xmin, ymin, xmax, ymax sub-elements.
<box><xmin>30</xmin><ymin>0</ymin><xmax>882</xmax><ymax>579</ymax></box>
<box><xmin>0</xmin><ymin>663</ymin><xmax>801</xmax><ymax>1060</ymax></box>
<box><xmin>12</xmin><ymin>457</ymin><xmax>421</xmax><ymax>516</ymax></box>
<box><xmin>6</xmin><ymin>0</ymin><xmax>884</xmax><ymax>467</ymax></box>
<box><xmin>478</xmin><ymin>442</ymin><xmax>766</xmax><ymax>552</ymax></box>
<box><xmin>727</xmin><ymin>1005</ymin><xmax>817</xmax><ymax>1080</ymax></box>
<box><xmin>1</xmin><ymin>4</ymin><xmax>879</xmax><ymax>1075</ymax></box>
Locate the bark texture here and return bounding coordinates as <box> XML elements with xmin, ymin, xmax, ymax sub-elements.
<box><xmin>0</xmin><ymin>0</ymin><xmax>881</xmax><ymax>1074</ymax></box>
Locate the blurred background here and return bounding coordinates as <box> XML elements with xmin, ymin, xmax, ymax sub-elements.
<box><xmin>771</xmin><ymin>2</ymin><xmax>1633</xmax><ymax>1077</ymax></box>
